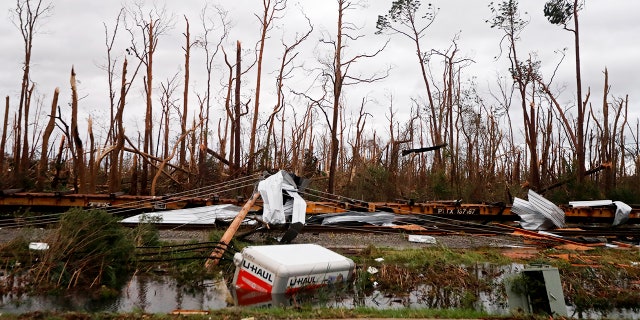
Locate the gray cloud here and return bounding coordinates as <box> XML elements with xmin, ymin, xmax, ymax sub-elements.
<box><xmin>1</xmin><ymin>0</ymin><xmax>638</xmax><ymax>143</ymax></box>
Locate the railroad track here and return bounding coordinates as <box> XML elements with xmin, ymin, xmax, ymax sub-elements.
<box><xmin>2</xmin><ymin>213</ymin><xmax>638</xmax><ymax>242</ymax></box>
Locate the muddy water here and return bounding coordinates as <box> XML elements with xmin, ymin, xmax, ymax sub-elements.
<box><xmin>1</xmin><ymin>271</ymin><xmax>639</xmax><ymax>319</ymax></box>
<box><xmin>1</xmin><ymin>276</ymin><xmax>230</xmax><ymax>313</ymax></box>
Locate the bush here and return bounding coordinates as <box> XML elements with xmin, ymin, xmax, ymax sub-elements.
<box><xmin>34</xmin><ymin>208</ymin><xmax>135</xmax><ymax>289</ymax></box>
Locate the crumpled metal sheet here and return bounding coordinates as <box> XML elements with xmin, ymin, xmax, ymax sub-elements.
<box><xmin>511</xmin><ymin>190</ymin><xmax>564</xmax><ymax>230</ymax></box>
<box><xmin>527</xmin><ymin>190</ymin><xmax>565</xmax><ymax>228</ymax></box>
<box><xmin>568</xmin><ymin>199</ymin><xmax>631</xmax><ymax>227</ymax></box>
<box><xmin>120</xmin><ymin>203</ymin><xmax>242</xmax><ymax>225</ymax></box>
<box><xmin>612</xmin><ymin>201</ymin><xmax>631</xmax><ymax>226</ymax></box>
<box><xmin>512</xmin><ymin>197</ymin><xmax>555</xmax><ymax>230</ymax></box>
<box><xmin>308</xmin><ymin>211</ymin><xmax>396</xmax><ymax>226</ymax></box>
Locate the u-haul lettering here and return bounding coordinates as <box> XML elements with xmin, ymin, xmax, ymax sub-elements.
<box><xmin>287</xmin><ymin>271</ymin><xmax>348</xmax><ymax>291</ymax></box>
<box><xmin>242</xmin><ymin>260</ymin><xmax>274</xmax><ymax>284</ymax></box>
<box><xmin>289</xmin><ymin>276</ymin><xmax>317</xmax><ymax>287</ymax></box>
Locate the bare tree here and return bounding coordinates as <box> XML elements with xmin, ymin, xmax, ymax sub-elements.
<box><xmin>347</xmin><ymin>97</ymin><xmax>371</xmax><ymax>179</ymax></box>
<box><xmin>102</xmin><ymin>8</ymin><xmax>124</xmax><ymax>146</ymax></box>
<box><xmin>376</xmin><ymin>0</ymin><xmax>443</xmax><ymax>168</ymax></box>
<box><xmin>125</xmin><ymin>3</ymin><xmax>173</xmax><ymax>195</ymax></box>
<box><xmin>159</xmin><ymin>73</ymin><xmax>180</xmax><ymax>160</ymax></box>
<box><xmin>10</xmin><ymin>0</ymin><xmax>52</xmax><ymax>185</ymax></box>
<box><xmin>197</xmin><ymin>4</ymin><xmax>228</xmax><ymax>180</ymax></box>
<box><xmin>0</xmin><ymin>97</ymin><xmax>9</xmax><ymax>185</ymax></box>
<box><xmin>102</xmin><ymin>9</ymin><xmax>144</xmax><ymax>193</ymax></box>
<box><xmin>70</xmin><ymin>67</ymin><xmax>86</xmax><ymax>193</ymax></box>
<box><xmin>233</xmin><ymin>41</ymin><xmax>242</xmax><ymax>173</ymax></box>
<box><xmin>544</xmin><ymin>0</ymin><xmax>587</xmax><ymax>183</ymax></box>
<box><xmin>222</xmin><ymin>47</ymin><xmax>235</xmax><ymax>171</ymax></box>
<box><xmin>151</xmin><ymin>120</ymin><xmax>202</xmax><ymax>196</ymax></box>
<box><xmin>109</xmin><ymin>59</ymin><xmax>129</xmax><ymax>192</ymax></box>
<box><xmin>36</xmin><ymin>88</ymin><xmax>58</xmax><ymax>191</ymax></box>
<box><xmin>265</xmin><ymin>14</ymin><xmax>313</xmax><ymax>169</ymax></box>
<box><xmin>488</xmin><ymin>0</ymin><xmax>543</xmax><ymax>191</ymax></box>
<box><xmin>429</xmin><ymin>37</ymin><xmax>474</xmax><ymax>186</ymax></box>
<box><xmin>180</xmin><ymin>15</ymin><xmax>196</xmax><ymax>170</ymax></box>
<box><xmin>321</xmin><ymin>0</ymin><xmax>389</xmax><ymax>194</ymax></box>
<box><xmin>247</xmin><ymin>0</ymin><xmax>287</xmax><ymax>173</ymax></box>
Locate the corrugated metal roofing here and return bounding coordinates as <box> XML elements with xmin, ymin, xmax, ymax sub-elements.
<box><xmin>528</xmin><ymin>190</ymin><xmax>565</xmax><ymax>228</ymax></box>
<box><xmin>120</xmin><ymin>204</ymin><xmax>242</xmax><ymax>225</ymax></box>
<box><xmin>511</xmin><ymin>190</ymin><xmax>565</xmax><ymax>230</ymax></box>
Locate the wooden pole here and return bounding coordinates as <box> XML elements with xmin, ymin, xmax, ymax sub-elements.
<box><xmin>205</xmin><ymin>191</ymin><xmax>261</xmax><ymax>269</ymax></box>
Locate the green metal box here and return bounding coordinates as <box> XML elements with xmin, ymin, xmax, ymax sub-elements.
<box><xmin>505</xmin><ymin>264</ymin><xmax>567</xmax><ymax>317</ymax></box>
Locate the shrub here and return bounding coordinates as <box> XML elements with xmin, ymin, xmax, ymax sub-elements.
<box><xmin>33</xmin><ymin>208</ymin><xmax>135</xmax><ymax>289</ymax></box>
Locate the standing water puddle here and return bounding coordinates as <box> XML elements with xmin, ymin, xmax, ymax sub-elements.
<box><xmin>1</xmin><ymin>275</ymin><xmax>230</xmax><ymax>313</ymax></box>
<box><xmin>1</xmin><ymin>265</ymin><xmax>639</xmax><ymax>319</ymax></box>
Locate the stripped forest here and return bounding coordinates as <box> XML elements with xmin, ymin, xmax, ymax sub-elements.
<box><xmin>2</xmin><ymin>0</ymin><xmax>639</xmax><ymax>205</ymax></box>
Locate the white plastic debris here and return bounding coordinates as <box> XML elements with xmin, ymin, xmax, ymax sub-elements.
<box><xmin>374</xmin><ymin>257</ymin><xmax>384</xmax><ymax>262</ymax></box>
<box><xmin>258</xmin><ymin>170</ymin><xmax>307</xmax><ymax>224</ymax></box>
<box><xmin>407</xmin><ymin>234</ymin><xmax>437</xmax><ymax>244</ymax></box>
<box><xmin>569</xmin><ymin>200</ymin><xmax>613</xmax><ymax>207</ymax></box>
<box><xmin>612</xmin><ymin>201</ymin><xmax>631</xmax><ymax>226</ymax></box>
<box><xmin>367</xmin><ymin>266</ymin><xmax>379</xmax><ymax>274</ymax></box>
<box><xmin>28</xmin><ymin>242</ymin><xmax>49</xmax><ymax>250</ymax></box>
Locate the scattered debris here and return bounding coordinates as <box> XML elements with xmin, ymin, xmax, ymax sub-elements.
<box><xmin>569</xmin><ymin>199</ymin><xmax>631</xmax><ymax>226</ymax></box>
<box><xmin>512</xmin><ymin>190</ymin><xmax>565</xmax><ymax>230</ymax></box>
<box><xmin>120</xmin><ymin>204</ymin><xmax>243</xmax><ymax>226</ymax></box>
<box><xmin>497</xmin><ymin>223</ymin><xmax>605</xmax><ymax>248</ymax></box>
<box><xmin>28</xmin><ymin>242</ymin><xmax>49</xmax><ymax>250</ymax></box>
<box><xmin>206</xmin><ymin>192</ymin><xmax>261</xmax><ymax>268</ymax></box>
<box><xmin>170</xmin><ymin>310</ymin><xmax>210</xmax><ymax>315</ymax></box>
<box><xmin>391</xmin><ymin>224</ymin><xmax>427</xmax><ymax>231</ymax></box>
<box><xmin>553</xmin><ymin>244</ymin><xmax>595</xmax><ymax>251</ymax></box>
<box><xmin>258</xmin><ymin>170</ymin><xmax>308</xmax><ymax>225</ymax></box>
<box><xmin>312</xmin><ymin>212</ymin><xmax>395</xmax><ymax>226</ymax></box>
<box><xmin>501</xmin><ymin>247</ymin><xmax>538</xmax><ymax>260</ymax></box>
<box><xmin>407</xmin><ymin>234</ymin><xmax>437</xmax><ymax>244</ymax></box>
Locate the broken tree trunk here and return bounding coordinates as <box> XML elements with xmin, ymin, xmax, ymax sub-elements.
<box><xmin>88</xmin><ymin>117</ymin><xmax>96</xmax><ymax>193</ymax></box>
<box><xmin>402</xmin><ymin>143</ymin><xmax>448</xmax><ymax>156</ymax></box>
<box><xmin>538</xmin><ymin>163</ymin><xmax>612</xmax><ymax>194</ymax></box>
<box><xmin>37</xmin><ymin>88</ymin><xmax>59</xmax><ymax>191</ymax></box>
<box><xmin>0</xmin><ymin>96</ymin><xmax>8</xmax><ymax>185</ymax></box>
<box><xmin>233</xmin><ymin>40</ymin><xmax>242</xmax><ymax>175</ymax></box>
<box><xmin>51</xmin><ymin>136</ymin><xmax>66</xmax><ymax>190</ymax></box>
<box><xmin>109</xmin><ymin>58</ymin><xmax>127</xmax><ymax>193</ymax></box>
<box><xmin>70</xmin><ymin>67</ymin><xmax>86</xmax><ymax>194</ymax></box>
<box><xmin>205</xmin><ymin>191</ymin><xmax>261</xmax><ymax>269</ymax></box>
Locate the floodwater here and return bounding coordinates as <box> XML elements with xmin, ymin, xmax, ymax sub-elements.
<box><xmin>1</xmin><ymin>275</ymin><xmax>230</xmax><ymax>313</ymax></box>
<box><xmin>1</xmin><ymin>274</ymin><xmax>510</xmax><ymax>314</ymax></box>
<box><xmin>1</xmin><ymin>269</ymin><xmax>639</xmax><ymax>319</ymax></box>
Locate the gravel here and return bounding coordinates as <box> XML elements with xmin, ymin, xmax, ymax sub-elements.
<box><xmin>269</xmin><ymin>231</ymin><xmax>526</xmax><ymax>249</ymax></box>
<box><xmin>1</xmin><ymin>227</ymin><xmax>526</xmax><ymax>250</ymax></box>
<box><xmin>0</xmin><ymin>227</ymin><xmax>51</xmax><ymax>243</ymax></box>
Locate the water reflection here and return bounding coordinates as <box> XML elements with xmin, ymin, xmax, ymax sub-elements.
<box><xmin>1</xmin><ymin>275</ymin><xmax>230</xmax><ymax>313</ymax></box>
<box><xmin>1</xmin><ymin>272</ymin><xmax>639</xmax><ymax>320</ymax></box>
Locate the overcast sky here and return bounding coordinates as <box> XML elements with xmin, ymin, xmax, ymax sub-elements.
<box><xmin>1</xmin><ymin>0</ymin><xmax>639</xmax><ymax>148</ymax></box>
